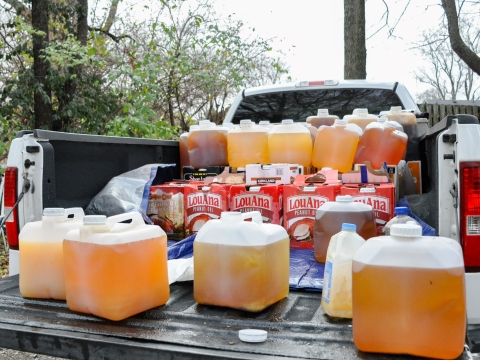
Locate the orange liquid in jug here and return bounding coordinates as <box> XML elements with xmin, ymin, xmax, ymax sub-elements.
<box><xmin>354</xmin><ymin>126</ymin><xmax>407</xmax><ymax>169</ymax></box>
<box><xmin>352</xmin><ymin>264</ymin><xmax>466</xmax><ymax>359</ymax></box>
<box><xmin>314</xmin><ymin>211</ymin><xmax>376</xmax><ymax>263</ymax></box>
<box><xmin>268</xmin><ymin>133</ymin><xmax>312</xmax><ymax>168</ymax></box>
<box><xmin>179</xmin><ymin>134</ymin><xmax>190</xmax><ymax>168</ymax></box>
<box><xmin>194</xmin><ymin>238</ymin><xmax>289</xmax><ymax>312</ymax></box>
<box><xmin>64</xmin><ymin>237</ymin><xmax>169</xmax><ymax>321</ymax></box>
<box><xmin>19</xmin><ymin>241</ymin><xmax>66</xmax><ymax>300</ymax></box>
<box><xmin>188</xmin><ymin>130</ymin><xmax>228</xmax><ymax>168</ymax></box>
<box><xmin>312</xmin><ymin>126</ymin><xmax>359</xmax><ymax>172</ymax></box>
<box><xmin>307</xmin><ymin>117</ymin><xmax>336</xmax><ymax>128</ymax></box>
<box><xmin>228</xmin><ymin>132</ymin><xmax>269</xmax><ymax>168</ymax></box>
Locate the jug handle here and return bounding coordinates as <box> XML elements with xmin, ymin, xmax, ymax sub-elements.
<box><xmin>241</xmin><ymin>211</ymin><xmax>263</xmax><ymax>225</ymax></box>
<box><xmin>64</xmin><ymin>207</ymin><xmax>85</xmax><ymax>220</ymax></box>
<box><xmin>106</xmin><ymin>212</ymin><xmax>144</xmax><ymax>229</ymax></box>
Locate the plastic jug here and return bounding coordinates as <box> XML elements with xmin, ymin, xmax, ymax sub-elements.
<box><xmin>312</xmin><ymin>119</ymin><xmax>360</xmax><ymax>172</ymax></box>
<box><xmin>306</xmin><ymin>109</ymin><xmax>338</xmax><ymax>128</ymax></box>
<box><xmin>188</xmin><ymin>120</ymin><xmax>228</xmax><ymax>168</ymax></box>
<box><xmin>352</xmin><ymin>223</ymin><xmax>466</xmax><ymax>359</ymax></box>
<box><xmin>314</xmin><ymin>195</ymin><xmax>376</xmax><ymax>263</ymax></box>
<box><xmin>377</xmin><ymin>116</ymin><xmax>403</xmax><ymax>132</ymax></box>
<box><xmin>344</xmin><ymin>108</ymin><xmax>378</xmax><ymax>131</ymax></box>
<box><xmin>353</xmin><ymin>121</ymin><xmax>408</xmax><ymax>169</ymax></box>
<box><xmin>268</xmin><ymin>119</ymin><xmax>312</xmax><ymax>168</ymax></box>
<box><xmin>179</xmin><ymin>125</ymin><xmax>199</xmax><ymax>171</ymax></box>
<box><xmin>321</xmin><ymin>223</ymin><xmax>365</xmax><ymax>318</ymax></box>
<box><xmin>381</xmin><ymin>206</ymin><xmax>420</xmax><ymax>235</ymax></box>
<box><xmin>194</xmin><ymin>211</ymin><xmax>289</xmax><ymax>312</ymax></box>
<box><xmin>383</xmin><ymin>106</ymin><xmax>420</xmax><ymax>160</ymax></box>
<box><xmin>304</xmin><ymin>123</ymin><xmax>317</xmax><ymax>144</ymax></box>
<box><xmin>19</xmin><ymin>208</ymin><xmax>84</xmax><ymax>300</ymax></box>
<box><xmin>63</xmin><ymin>212</ymin><xmax>169</xmax><ymax>321</ymax></box>
<box><xmin>227</xmin><ymin>119</ymin><xmax>269</xmax><ymax>167</ymax></box>
<box><xmin>259</xmin><ymin>120</ymin><xmax>273</xmax><ymax>129</ymax></box>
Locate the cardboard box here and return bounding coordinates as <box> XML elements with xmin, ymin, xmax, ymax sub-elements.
<box><xmin>340</xmin><ymin>183</ymin><xmax>395</xmax><ymax>235</ymax></box>
<box><xmin>184</xmin><ymin>183</ymin><xmax>228</xmax><ymax>236</ymax></box>
<box><xmin>245</xmin><ymin>164</ymin><xmax>303</xmax><ymax>185</ymax></box>
<box><xmin>147</xmin><ymin>183</ymin><xmax>188</xmax><ymax>240</ymax></box>
<box><xmin>283</xmin><ymin>182</ymin><xmax>341</xmax><ymax>250</ymax></box>
<box><xmin>229</xmin><ymin>184</ymin><xmax>283</xmax><ymax>225</ymax></box>
<box><xmin>183</xmin><ymin>166</ymin><xmax>225</xmax><ymax>181</ymax></box>
<box><xmin>407</xmin><ymin>161</ymin><xmax>422</xmax><ymax>194</ymax></box>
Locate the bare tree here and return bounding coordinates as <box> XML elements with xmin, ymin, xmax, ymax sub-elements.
<box><xmin>344</xmin><ymin>0</ymin><xmax>366</xmax><ymax>79</ymax></box>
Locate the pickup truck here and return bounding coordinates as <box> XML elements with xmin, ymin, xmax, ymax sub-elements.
<box><xmin>1</xmin><ymin>80</ymin><xmax>479</xmax><ymax>359</ymax></box>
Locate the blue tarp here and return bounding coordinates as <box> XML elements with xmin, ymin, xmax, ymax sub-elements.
<box><xmin>396</xmin><ymin>197</ymin><xmax>437</xmax><ymax>236</ymax></box>
<box><xmin>167</xmin><ymin>235</ymin><xmax>325</xmax><ymax>291</ymax></box>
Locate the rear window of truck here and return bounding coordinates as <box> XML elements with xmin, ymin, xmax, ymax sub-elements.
<box><xmin>231</xmin><ymin>88</ymin><xmax>404</xmax><ymax>124</ymax></box>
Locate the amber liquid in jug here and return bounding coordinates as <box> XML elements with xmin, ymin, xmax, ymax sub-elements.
<box><xmin>188</xmin><ymin>120</ymin><xmax>228</xmax><ymax>168</ymax></box>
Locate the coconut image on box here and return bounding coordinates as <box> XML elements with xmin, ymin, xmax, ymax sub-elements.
<box><xmin>19</xmin><ymin>207</ymin><xmax>84</xmax><ymax>300</ymax></box>
<box><xmin>194</xmin><ymin>211</ymin><xmax>289</xmax><ymax>312</ymax></box>
<box><xmin>63</xmin><ymin>212</ymin><xmax>169</xmax><ymax>321</ymax></box>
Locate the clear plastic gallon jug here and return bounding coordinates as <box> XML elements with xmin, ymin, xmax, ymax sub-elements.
<box><xmin>194</xmin><ymin>211</ymin><xmax>289</xmax><ymax>312</ymax></box>
<box><xmin>306</xmin><ymin>109</ymin><xmax>338</xmax><ymax>128</ymax></box>
<box><xmin>352</xmin><ymin>223</ymin><xmax>466</xmax><ymax>359</ymax></box>
<box><xmin>353</xmin><ymin>121</ymin><xmax>408</xmax><ymax>169</ymax></box>
<box><xmin>314</xmin><ymin>195</ymin><xmax>376</xmax><ymax>263</ymax></box>
<box><xmin>188</xmin><ymin>120</ymin><xmax>228</xmax><ymax>168</ymax></box>
<box><xmin>384</xmin><ymin>106</ymin><xmax>420</xmax><ymax>160</ymax></box>
<box><xmin>19</xmin><ymin>207</ymin><xmax>84</xmax><ymax>300</ymax></box>
<box><xmin>305</xmin><ymin>123</ymin><xmax>318</xmax><ymax>144</ymax></box>
<box><xmin>227</xmin><ymin>119</ymin><xmax>269</xmax><ymax>167</ymax></box>
<box><xmin>268</xmin><ymin>119</ymin><xmax>312</xmax><ymax>168</ymax></box>
<box><xmin>321</xmin><ymin>223</ymin><xmax>365</xmax><ymax>318</ymax></box>
<box><xmin>377</xmin><ymin>116</ymin><xmax>403</xmax><ymax>132</ymax></box>
<box><xmin>312</xmin><ymin>119</ymin><xmax>360</xmax><ymax>172</ymax></box>
<box><xmin>344</xmin><ymin>108</ymin><xmax>378</xmax><ymax>131</ymax></box>
<box><xmin>63</xmin><ymin>212</ymin><xmax>169</xmax><ymax>321</ymax></box>
<box><xmin>381</xmin><ymin>207</ymin><xmax>420</xmax><ymax>235</ymax></box>
<box><xmin>179</xmin><ymin>125</ymin><xmax>199</xmax><ymax>170</ymax></box>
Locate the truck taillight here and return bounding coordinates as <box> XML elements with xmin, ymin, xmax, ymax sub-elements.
<box><xmin>4</xmin><ymin>167</ymin><xmax>19</xmax><ymax>249</ymax></box>
<box><xmin>460</xmin><ymin>162</ymin><xmax>480</xmax><ymax>269</ymax></box>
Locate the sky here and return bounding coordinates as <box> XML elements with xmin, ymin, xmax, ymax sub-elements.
<box><xmin>213</xmin><ymin>0</ymin><xmax>445</xmax><ymax>99</ymax></box>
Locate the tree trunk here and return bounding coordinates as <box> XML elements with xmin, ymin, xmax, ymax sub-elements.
<box><xmin>442</xmin><ymin>0</ymin><xmax>480</xmax><ymax>76</ymax></box>
<box><xmin>344</xmin><ymin>0</ymin><xmax>366</xmax><ymax>79</ymax></box>
<box><xmin>32</xmin><ymin>0</ymin><xmax>53</xmax><ymax>129</ymax></box>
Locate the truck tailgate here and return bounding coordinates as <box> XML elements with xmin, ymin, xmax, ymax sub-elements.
<box><xmin>0</xmin><ymin>275</ymin><xmax>470</xmax><ymax>359</ymax></box>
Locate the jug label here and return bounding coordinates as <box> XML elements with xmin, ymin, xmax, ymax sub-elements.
<box><xmin>322</xmin><ymin>261</ymin><xmax>333</xmax><ymax>303</ymax></box>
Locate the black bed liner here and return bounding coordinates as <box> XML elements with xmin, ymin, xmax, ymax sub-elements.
<box><xmin>0</xmin><ymin>276</ymin><xmax>472</xmax><ymax>360</ymax></box>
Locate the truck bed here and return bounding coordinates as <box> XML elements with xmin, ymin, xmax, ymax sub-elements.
<box><xmin>0</xmin><ymin>275</ymin><xmax>473</xmax><ymax>360</ymax></box>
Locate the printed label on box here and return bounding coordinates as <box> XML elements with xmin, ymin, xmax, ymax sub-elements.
<box><xmin>230</xmin><ymin>185</ymin><xmax>283</xmax><ymax>225</ymax></box>
<box><xmin>147</xmin><ymin>185</ymin><xmax>185</xmax><ymax>240</ymax></box>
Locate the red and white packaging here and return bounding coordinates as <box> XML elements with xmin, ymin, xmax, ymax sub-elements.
<box><xmin>340</xmin><ymin>183</ymin><xmax>395</xmax><ymax>235</ymax></box>
<box><xmin>284</xmin><ymin>182</ymin><xmax>341</xmax><ymax>250</ymax></box>
<box><xmin>229</xmin><ymin>184</ymin><xmax>283</xmax><ymax>225</ymax></box>
<box><xmin>147</xmin><ymin>183</ymin><xmax>189</xmax><ymax>240</ymax></box>
<box><xmin>184</xmin><ymin>183</ymin><xmax>228</xmax><ymax>236</ymax></box>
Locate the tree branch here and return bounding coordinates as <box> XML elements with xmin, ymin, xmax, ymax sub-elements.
<box><xmin>441</xmin><ymin>0</ymin><xmax>480</xmax><ymax>76</ymax></box>
<box><xmin>88</xmin><ymin>26</ymin><xmax>134</xmax><ymax>42</ymax></box>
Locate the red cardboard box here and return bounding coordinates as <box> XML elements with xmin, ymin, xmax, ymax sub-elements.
<box><xmin>229</xmin><ymin>184</ymin><xmax>283</xmax><ymax>225</ymax></box>
<box><xmin>340</xmin><ymin>183</ymin><xmax>395</xmax><ymax>235</ymax></box>
<box><xmin>284</xmin><ymin>183</ymin><xmax>341</xmax><ymax>250</ymax></box>
<box><xmin>184</xmin><ymin>183</ymin><xmax>228</xmax><ymax>236</ymax></box>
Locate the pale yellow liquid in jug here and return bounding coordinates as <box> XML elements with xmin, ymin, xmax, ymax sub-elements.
<box><xmin>188</xmin><ymin>129</ymin><xmax>228</xmax><ymax>168</ymax></box>
<box><xmin>20</xmin><ymin>241</ymin><xmax>65</xmax><ymax>300</ymax></box>
<box><xmin>352</xmin><ymin>264</ymin><xmax>466</xmax><ymax>359</ymax></box>
<box><xmin>312</xmin><ymin>126</ymin><xmax>359</xmax><ymax>173</ymax></box>
<box><xmin>194</xmin><ymin>238</ymin><xmax>289</xmax><ymax>312</ymax></box>
<box><xmin>228</xmin><ymin>131</ymin><xmax>269</xmax><ymax>168</ymax></box>
<box><xmin>64</xmin><ymin>237</ymin><xmax>169</xmax><ymax>321</ymax></box>
<box><xmin>268</xmin><ymin>133</ymin><xmax>312</xmax><ymax>168</ymax></box>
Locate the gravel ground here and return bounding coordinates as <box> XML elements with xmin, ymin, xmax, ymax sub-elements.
<box><xmin>0</xmin><ymin>348</ymin><xmax>65</xmax><ymax>360</ymax></box>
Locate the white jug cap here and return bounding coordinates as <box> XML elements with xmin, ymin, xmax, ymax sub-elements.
<box><xmin>353</xmin><ymin>108</ymin><xmax>368</xmax><ymax>115</ymax></box>
<box><xmin>199</xmin><ymin>120</ymin><xmax>211</xmax><ymax>126</ymax></box>
<box><xmin>259</xmin><ymin>120</ymin><xmax>271</xmax><ymax>125</ymax></box>
<box><xmin>334</xmin><ymin>119</ymin><xmax>348</xmax><ymax>126</ymax></box>
<box><xmin>377</xmin><ymin>116</ymin><xmax>387</xmax><ymax>123</ymax></box>
<box><xmin>239</xmin><ymin>329</ymin><xmax>267</xmax><ymax>343</ymax></box>
<box><xmin>383</xmin><ymin>121</ymin><xmax>397</xmax><ymax>129</ymax></box>
<box><xmin>390</xmin><ymin>223</ymin><xmax>422</xmax><ymax>237</ymax></box>
<box><xmin>240</xmin><ymin>119</ymin><xmax>253</xmax><ymax>124</ymax></box>
<box><xmin>83</xmin><ymin>215</ymin><xmax>107</xmax><ymax>225</ymax></box>
<box><xmin>390</xmin><ymin>106</ymin><xmax>402</xmax><ymax>112</ymax></box>
<box><xmin>336</xmin><ymin>195</ymin><xmax>353</xmax><ymax>202</ymax></box>
<box><xmin>317</xmin><ymin>109</ymin><xmax>329</xmax><ymax>115</ymax></box>
<box><xmin>43</xmin><ymin>208</ymin><xmax>65</xmax><ymax>216</ymax></box>
<box><xmin>360</xmin><ymin>187</ymin><xmax>376</xmax><ymax>193</ymax></box>
<box><xmin>282</xmin><ymin>119</ymin><xmax>294</xmax><ymax>124</ymax></box>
